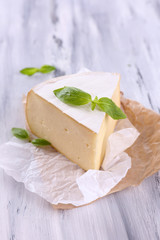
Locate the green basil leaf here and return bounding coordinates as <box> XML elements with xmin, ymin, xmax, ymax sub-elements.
<box><xmin>20</xmin><ymin>65</ymin><xmax>56</xmax><ymax>76</ymax></box>
<box><xmin>11</xmin><ymin>128</ymin><xmax>29</xmax><ymax>139</ymax></box>
<box><xmin>54</xmin><ymin>86</ymin><xmax>92</xmax><ymax>106</ymax></box>
<box><xmin>31</xmin><ymin>138</ymin><xmax>51</xmax><ymax>147</ymax></box>
<box><xmin>20</xmin><ymin>68</ymin><xmax>39</xmax><ymax>76</ymax></box>
<box><xmin>97</xmin><ymin>97</ymin><xmax>126</xmax><ymax>119</ymax></box>
<box><xmin>91</xmin><ymin>96</ymin><xmax>98</xmax><ymax>110</ymax></box>
<box><xmin>39</xmin><ymin>65</ymin><xmax>56</xmax><ymax>73</ymax></box>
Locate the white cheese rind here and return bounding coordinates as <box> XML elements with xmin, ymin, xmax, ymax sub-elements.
<box><xmin>33</xmin><ymin>72</ymin><xmax>120</xmax><ymax>133</ymax></box>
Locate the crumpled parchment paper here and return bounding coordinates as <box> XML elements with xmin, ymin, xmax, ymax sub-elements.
<box><xmin>0</xmin><ymin>89</ymin><xmax>159</xmax><ymax>209</ymax></box>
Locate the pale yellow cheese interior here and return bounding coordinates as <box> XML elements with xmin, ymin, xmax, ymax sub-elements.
<box><xmin>26</xmin><ymin>77</ymin><xmax>120</xmax><ymax>171</ymax></box>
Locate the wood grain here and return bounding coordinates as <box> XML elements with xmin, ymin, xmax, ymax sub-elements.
<box><xmin>0</xmin><ymin>0</ymin><xmax>160</xmax><ymax>239</ymax></box>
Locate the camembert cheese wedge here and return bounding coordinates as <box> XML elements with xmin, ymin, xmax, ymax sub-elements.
<box><xmin>26</xmin><ymin>72</ymin><xmax>120</xmax><ymax>170</ymax></box>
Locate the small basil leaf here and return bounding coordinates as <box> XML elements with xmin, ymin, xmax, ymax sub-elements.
<box><xmin>91</xmin><ymin>96</ymin><xmax>98</xmax><ymax>111</ymax></box>
<box><xmin>11</xmin><ymin>128</ymin><xmax>29</xmax><ymax>139</ymax></box>
<box><xmin>91</xmin><ymin>101</ymin><xmax>96</xmax><ymax>111</ymax></box>
<box><xmin>31</xmin><ymin>138</ymin><xmax>51</xmax><ymax>147</ymax></box>
<box><xmin>20</xmin><ymin>68</ymin><xmax>39</xmax><ymax>76</ymax></box>
<box><xmin>97</xmin><ymin>97</ymin><xmax>126</xmax><ymax>119</ymax></box>
<box><xmin>39</xmin><ymin>65</ymin><xmax>56</xmax><ymax>73</ymax></box>
<box><xmin>54</xmin><ymin>86</ymin><xmax>92</xmax><ymax>106</ymax></box>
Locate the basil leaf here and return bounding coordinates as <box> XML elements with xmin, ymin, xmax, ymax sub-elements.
<box><xmin>11</xmin><ymin>128</ymin><xmax>29</xmax><ymax>139</ymax></box>
<box><xmin>91</xmin><ymin>96</ymin><xmax>98</xmax><ymax>110</ymax></box>
<box><xmin>97</xmin><ymin>97</ymin><xmax>126</xmax><ymax>119</ymax></box>
<box><xmin>20</xmin><ymin>65</ymin><xmax>56</xmax><ymax>76</ymax></box>
<box><xmin>39</xmin><ymin>65</ymin><xmax>56</xmax><ymax>73</ymax></box>
<box><xmin>31</xmin><ymin>138</ymin><xmax>51</xmax><ymax>147</ymax></box>
<box><xmin>54</xmin><ymin>86</ymin><xmax>92</xmax><ymax>106</ymax></box>
<box><xmin>20</xmin><ymin>68</ymin><xmax>39</xmax><ymax>76</ymax></box>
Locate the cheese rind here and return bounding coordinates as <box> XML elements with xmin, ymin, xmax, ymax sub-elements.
<box><xmin>26</xmin><ymin>72</ymin><xmax>120</xmax><ymax>170</ymax></box>
<box><xmin>33</xmin><ymin>72</ymin><xmax>120</xmax><ymax>133</ymax></box>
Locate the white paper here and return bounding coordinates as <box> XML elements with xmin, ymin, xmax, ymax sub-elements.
<box><xmin>0</xmin><ymin>118</ymin><xmax>139</xmax><ymax>207</ymax></box>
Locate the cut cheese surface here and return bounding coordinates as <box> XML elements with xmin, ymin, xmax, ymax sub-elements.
<box><xmin>26</xmin><ymin>72</ymin><xmax>120</xmax><ymax>170</ymax></box>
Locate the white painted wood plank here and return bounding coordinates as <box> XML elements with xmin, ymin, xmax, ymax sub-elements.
<box><xmin>0</xmin><ymin>0</ymin><xmax>160</xmax><ymax>239</ymax></box>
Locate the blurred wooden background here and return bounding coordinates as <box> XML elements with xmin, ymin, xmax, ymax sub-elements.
<box><xmin>0</xmin><ymin>0</ymin><xmax>160</xmax><ymax>239</ymax></box>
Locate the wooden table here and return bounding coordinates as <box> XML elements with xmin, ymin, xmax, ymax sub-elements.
<box><xmin>0</xmin><ymin>0</ymin><xmax>160</xmax><ymax>239</ymax></box>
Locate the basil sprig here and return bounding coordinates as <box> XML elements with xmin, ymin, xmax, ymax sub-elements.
<box><xmin>11</xmin><ymin>128</ymin><xmax>51</xmax><ymax>147</ymax></box>
<box><xmin>20</xmin><ymin>65</ymin><xmax>56</xmax><ymax>76</ymax></box>
<box><xmin>53</xmin><ymin>86</ymin><xmax>126</xmax><ymax>120</ymax></box>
